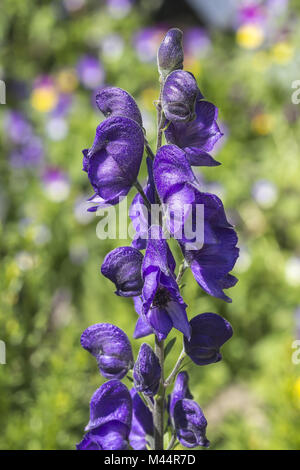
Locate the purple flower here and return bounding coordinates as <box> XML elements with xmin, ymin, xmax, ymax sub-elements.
<box><xmin>9</xmin><ymin>137</ymin><xmax>44</xmax><ymax>169</ymax></box>
<box><xmin>101</xmin><ymin>246</ymin><xmax>143</xmax><ymax>297</ymax></box>
<box><xmin>133</xmin><ymin>26</ymin><xmax>166</xmax><ymax>63</ymax></box>
<box><xmin>157</xmin><ymin>28</ymin><xmax>184</xmax><ymax>79</ymax></box>
<box><xmin>173</xmin><ymin>399</ymin><xmax>209</xmax><ymax>448</ymax></box>
<box><xmin>180</xmin><ymin>191</ymin><xmax>239</xmax><ymax>302</ymax></box>
<box><xmin>129</xmin><ymin>158</ymin><xmax>156</xmax><ymax>250</ymax></box>
<box><xmin>162</xmin><ymin>70</ymin><xmax>200</xmax><ymax>123</ymax></box>
<box><xmin>81</xmin><ymin>323</ymin><xmax>134</xmax><ymax>379</ymax></box>
<box><xmin>129</xmin><ymin>388</ymin><xmax>154</xmax><ymax>450</ymax></box>
<box><xmin>184</xmin><ymin>27</ymin><xmax>211</xmax><ymax>59</ymax></box>
<box><xmin>133</xmin><ymin>343</ymin><xmax>161</xmax><ymax>396</ymax></box>
<box><xmin>141</xmin><ymin>228</ymin><xmax>191</xmax><ymax>341</ymax></box>
<box><xmin>153</xmin><ymin>146</ymin><xmax>239</xmax><ymax>302</ymax></box>
<box><xmin>77</xmin><ymin>55</ymin><xmax>105</xmax><ymax>90</ymax></box>
<box><xmin>184</xmin><ymin>313</ymin><xmax>233</xmax><ymax>365</ymax></box>
<box><xmin>4</xmin><ymin>111</ymin><xmax>32</xmax><ymax>145</ymax></box>
<box><xmin>133</xmin><ymin>296</ymin><xmax>154</xmax><ymax>339</ymax></box>
<box><xmin>165</xmin><ymin>99</ymin><xmax>223</xmax><ymax>167</ymax></box>
<box><xmin>168</xmin><ymin>372</ymin><xmax>193</xmax><ymax>424</ymax></box>
<box><xmin>77</xmin><ymin>380</ymin><xmax>132</xmax><ymax>450</ymax></box>
<box><xmin>96</xmin><ymin>87</ymin><xmax>143</xmax><ymax>127</ymax></box>
<box><xmin>83</xmin><ymin>116</ymin><xmax>144</xmax><ymax>211</ymax></box>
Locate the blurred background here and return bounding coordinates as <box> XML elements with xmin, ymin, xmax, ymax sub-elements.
<box><xmin>0</xmin><ymin>0</ymin><xmax>300</xmax><ymax>450</ymax></box>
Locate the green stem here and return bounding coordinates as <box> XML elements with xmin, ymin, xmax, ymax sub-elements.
<box><xmin>164</xmin><ymin>349</ymin><xmax>186</xmax><ymax>387</ymax></box>
<box><xmin>153</xmin><ymin>336</ymin><xmax>165</xmax><ymax>449</ymax></box>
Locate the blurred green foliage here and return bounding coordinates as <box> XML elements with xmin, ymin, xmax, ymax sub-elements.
<box><xmin>0</xmin><ymin>0</ymin><xmax>300</xmax><ymax>450</ymax></box>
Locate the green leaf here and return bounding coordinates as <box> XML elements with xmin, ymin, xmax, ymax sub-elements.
<box><xmin>164</xmin><ymin>337</ymin><xmax>176</xmax><ymax>359</ymax></box>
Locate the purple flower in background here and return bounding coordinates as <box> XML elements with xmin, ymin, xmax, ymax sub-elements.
<box><xmin>184</xmin><ymin>27</ymin><xmax>211</xmax><ymax>59</ymax></box>
<box><xmin>106</xmin><ymin>0</ymin><xmax>133</xmax><ymax>19</ymax></box>
<box><xmin>77</xmin><ymin>380</ymin><xmax>132</xmax><ymax>450</ymax></box>
<box><xmin>157</xmin><ymin>28</ymin><xmax>184</xmax><ymax>79</ymax></box>
<box><xmin>162</xmin><ymin>70</ymin><xmax>200</xmax><ymax>123</ymax></box>
<box><xmin>165</xmin><ymin>99</ymin><xmax>223</xmax><ymax>166</ymax></box>
<box><xmin>184</xmin><ymin>313</ymin><xmax>233</xmax><ymax>365</ymax></box>
<box><xmin>4</xmin><ymin>111</ymin><xmax>32</xmax><ymax>145</ymax></box>
<box><xmin>129</xmin><ymin>388</ymin><xmax>154</xmax><ymax>450</ymax></box>
<box><xmin>42</xmin><ymin>167</ymin><xmax>70</xmax><ymax>202</ymax></box>
<box><xmin>173</xmin><ymin>399</ymin><xmax>209</xmax><ymax>448</ymax></box>
<box><xmin>169</xmin><ymin>372</ymin><xmax>193</xmax><ymax>424</ymax></box>
<box><xmin>133</xmin><ymin>26</ymin><xmax>166</xmax><ymax>63</ymax></box>
<box><xmin>77</xmin><ymin>55</ymin><xmax>105</xmax><ymax>90</ymax></box>
<box><xmin>81</xmin><ymin>323</ymin><xmax>133</xmax><ymax>379</ymax></box>
<box><xmin>237</xmin><ymin>2</ymin><xmax>266</xmax><ymax>27</ymax></box>
<box><xmin>9</xmin><ymin>137</ymin><xmax>44</xmax><ymax>169</ymax></box>
<box><xmin>133</xmin><ymin>343</ymin><xmax>161</xmax><ymax>396</ymax></box>
<box><xmin>101</xmin><ymin>246</ymin><xmax>143</xmax><ymax>297</ymax></box>
<box><xmin>83</xmin><ymin>116</ymin><xmax>144</xmax><ymax>211</ymax></box>
<box><xmin>141</xmin><ymin>228</ymin><xmax>191</xmax><ymax>341</ymax></box>
<box><xmin>96</xmin><ymin>87</ymin><xmax>143</xmax><ymax>127</ymax></box>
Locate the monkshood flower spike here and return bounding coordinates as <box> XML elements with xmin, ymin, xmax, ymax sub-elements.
<box><xmin>79</xmin><ymin>27</ymin><xmax>239</xmax><ymax>451</ymax></box>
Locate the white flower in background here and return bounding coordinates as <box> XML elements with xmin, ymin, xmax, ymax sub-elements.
<box><xmin>252</xmin><ymin>179</ymin><xmax>278</xmax><ymax>208</ymax></box>
<box><xmin>45</xmin><ymin>117</ymin><xmax>69</xmax><ymax>141</ymax></box>
<box><xmin>285</xmin><ymin>256</ymin><xmax>300</xmax><ymax>286</ymax></box>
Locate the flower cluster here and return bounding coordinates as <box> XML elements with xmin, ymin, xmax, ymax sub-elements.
<box><xmin>78</xmin><ymin>28</ymin><xmax>239</xmax><ymax>450</ymax></box>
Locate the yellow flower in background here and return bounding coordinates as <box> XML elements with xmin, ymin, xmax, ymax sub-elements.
<box><xmin>251</xmin><ymin>113</ymin><xmax>274</xmax><ymax>135</ymax></box>
<box><xmin>31</xmin><ymin>85</ymin><xmax>58</xmax><ymax>112</ymax></box>
<box><xmin>184</xmin><ymin>58</ymin><xmax>202</xmax><ymax>79</ymax></box>
<box><xmin>140</xmin><ymin>87</ymin><xmax>159</xmax><ymax>111</ymax></box>
<box><xmin>292</xmin><ymin>377</ymin><xmax>300</xmax><ymax>403</ymax></box>
<box><xmin>251</xmin><ymin>51</ymin><xmax>270</xmax><ymax>73</ymax></box>
<box><xmin>56</xmin><ymin>69</ymin><xmax>78</xmax><ymax>93</ymax></box>
<box><xmin>236</xmin><ymin>24</ymin><xmax>264</xmax><ymax>50</ymax></box>
<box><xmin>271</xmin><ymin>42</ymin><xmax>294</xmax><ymax>65</ymax></box>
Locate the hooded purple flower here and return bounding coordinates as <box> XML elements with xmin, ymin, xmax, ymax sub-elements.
<box><xmin>96</xmin><ymin>87</ymin><xmax>143</xmax><ymax>127</ymax></box>
<box><xmin>168</xmin><ymin>371</ymin><xmax>193</xmax><ymax>429</ymax></box>
<box><xmin>157</xmin><ymin>28</ymin><xmax>184</xmax><ymax>80</ymax></box>
<box><xmin>141</xmin><ymin>227</ymin><xmax>191</xmax><ymax>341</ymax></box>
<box><xmin>162</xmin><ymin>70</ymin><xmax>200</xmax><ymax>123</ymax></box>
<box><xmin>129</xmin><ymin>158</ymin><xmax>156</xmax><ymax>250</ymax></box>
<box><xmin>83</xmin><ymin>116</ymin><xmax>144</xmax><ymax>211</ymax></box>
<box><xmin>173</xmin><ymin>399</ymin><xmax>209</xmax><ymax>448</ymax></box>
<box><xmin>129</xmin><ymin>388</ymin><xmax>154</xmax><ymax>450</ymax></box>
<box><xmin>184</xmin><ymin>313</ymin><xmax>233</xmax><ymax>365</ymax></box>
<box><xmin>101</xmin><ymin>246</ymin><xmax>143</xmax><ymax>297</ymax></box>
<box><xmin>77</xmin><ymin>380</ymin><xmax>132</xmax><ymax>450</ymax></box>
<box><xmin>165</xmin><ymin>98</ymin><xmax>223</xmax><ymax>166</ymax></box>
<box><xmin>153</xmin><ymin>146</ymin><xmax>239</xmax><ymax>302</ymax></box>
<box><xmin>133</xmin><ymin>343</ymin><xmax>161</xmax><ymax>396</ymax></box>
<box><xmin>81</xmin><ymin>323</ymin><xmax>134</xmax><ymax>379</ymax></box>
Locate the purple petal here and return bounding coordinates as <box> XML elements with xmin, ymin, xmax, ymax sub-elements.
<box><xmin>184</xmin><ymin>313</ymin><xmax>233</xmax><ymax>366</ymax></box>
<box><xmin>101</xmin><ymin>246</ymin><xmax>144</xmax><ymax>297</ymax></box>
<box><xmin>96</xmin><ymin>87</ymin><xmax>143</xmax><ymax>127</ymax></box>
<box><xmin>173</xmin><ymin>399</ymin><xmax>209</xmax><ymax>448</ymax></box>
<box><xmin>162</xmin><ymin>70</ymin><xmax>200</xmax><ymax>123</ymax></box>
<box><xmin>86</xmin><ymin>380</ymin><xmax>132</xmax><ymax>432</ymax></box>
<box><xmin>157</xmin><ymin>28</ymin><xmax>184</xmax><ymax>79</ymax></box>
<box><xmin>133</xmin><ymin>343</ymin><xmax>161</xmax><ymax>396</ymax></box>
<box><xmin>129</xmin><ymin>388</ymin><xmax>154</xmax><ymax>450</ymax></box>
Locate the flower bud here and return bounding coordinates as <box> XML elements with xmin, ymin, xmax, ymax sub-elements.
<box><xmin>184</xmin><ymin>313</ymin><xmax>233</xmax><ymax>365</ymax></box>
<box><xmin>101</xmin><ymin>246</ymin><xmax>144</xmax><ymax>297</ymax></box>
<box><xmin>162</xmin><ymin>70</ymin><xmax>199</xmax><ymax>123</ymax></box>
<box><xmin>81</xmin><ymin>323</ymin><xmax>134</xmax><ymax>379</ymax></box>
<box><xmin>173</xmin><ymin>399</ymin><xmax>210</xmax><ymax>448</ymax></box>
<box><xmin>157</xmin><ymin>28</ymin><xmax>184</xmax><ymax>80</ymax></box>
<box><xmin>133</xmin><ymin>343</ymin><xmax>161</xmax><ymax>396</ymax></box>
